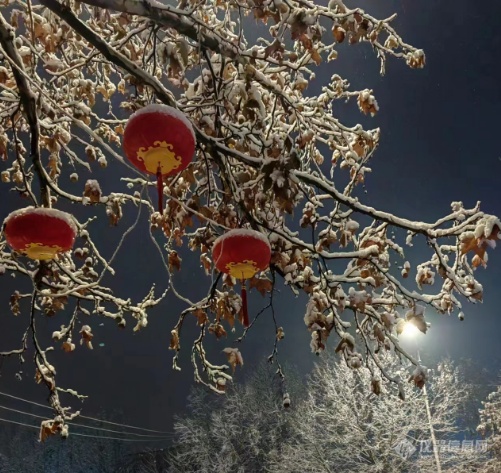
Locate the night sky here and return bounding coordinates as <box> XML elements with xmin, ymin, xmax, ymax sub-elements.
<box><xmin>1</xmin><ymin>0</ymin><xmax>501</xmax><ymax>447</ymax></box>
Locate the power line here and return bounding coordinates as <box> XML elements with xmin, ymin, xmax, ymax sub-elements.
<box><xmin>0</xmin><ymin>404</ymin><xmax>173</xmax><ymax>439</ymax></box>
<box><xmin>0</xmin><ymin>416</ymin><xmax>169</xmax><ymax>442</ymax></box>
<box><xmin>0</xmin><ymin>391</ymin><xmax>173</xmax><ymax>435</ymax></box>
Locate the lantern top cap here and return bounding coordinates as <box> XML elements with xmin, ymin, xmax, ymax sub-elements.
<box><xmin>4</xmin><ymin>207</ymin><xmax>78</xmax><ymax>234</ymax></box>
<box><xmin>126</xmin><ymin>104</ymin><xmax>196</xmax><ymax>142</ymax></box>
<box><xmin>214</xmin><ymin>228</ymin><xmax>271</xmax><ymax>250</ymax></box>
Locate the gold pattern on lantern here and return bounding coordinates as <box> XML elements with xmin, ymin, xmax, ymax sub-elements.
<box><xmin>225</xmin><ymin>260</ymin><xmax>259</xmax><ymax>279</ymax></box>
<box><xmin>22</xmin><ymin>243</ymin><xmax>64</xmax><ymax>260</ymax></box>
<box><xmin>136</xmin><ymin>141</ymin><xmax>182</xmax><ymax>174</ymax></box>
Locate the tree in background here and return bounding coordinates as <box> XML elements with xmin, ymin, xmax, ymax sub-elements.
<box><xmin>271</xmin><ymin>353</ymin><xmax>480</xmax><ymax>473</ymax></box>
<box><xmin>0</xmin><ymin>0</ymin><xmax>500</xmax><ymax>436</ymax></box>
<box><xmin>167</xmin><ymin>362</ymin><xmax>302</xmax><ymax>473</ymax></box>
<box><xmin>475</xmin><ymin>382</ymin><xmax>501</xmax><ymax>472</ymax></box>
<box><xmin>166</xmin><ymin>357</ymin><xmax>480</xmax><ymax>473</ymax></box>
<box><xmin>455</xmin><ymin>359</ymin><xmax>494</xmax><ymax>438</ymax></box>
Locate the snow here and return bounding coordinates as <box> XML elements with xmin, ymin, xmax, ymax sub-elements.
<box><xmin>475</xmin><ymin>215</ymin><xmax>501</xmax><ymax>240</ymax></box>
<box><xmin>413</xmin><ymin>304</ymin><xmax>425</xmax><ymax>317</ymax></box>
<box><xmin>339</xmin><ymin>331</ymin><xmax>355</xmax><ymax>347</ymax></box>
<box><xmin>345</xmin><ymin>219</ymin><xmax>360</xmax><ymax>232</ymax></box>
<box><xmin>283</xmin><ymin>392</ymin><xmax>291</xmax><ymax>407</ymax></box>
<box><xmin>411</xmin><ymin>365</ymin><xmax>427</xmax><ymax>380</ymax></box>
<box><xmin>213</xmin><ymin>228</ymin><xmax>271</xmax><ymax>250</ymax></box>
<box><xmin>4</xmin><ymin>206</ymin><xmax>77</xmax><ymax>235</ymax></box>
<box><xmin>85</xmin><ymin>179</ymin><xmax>101</xmax><ymax>193</ymax></box>
<box><xmin>270</xmin><ymin>169</ymin><xmax>286</xmax><ymax>187</ymax></box>
<box><xmin>348</xmin><ymin>287</ymin><xmax>368</xmax><ymax>306</ymax></box>
<box><xmin>223</xmin><ymin>347</ymin><xmax>244</xmax><ymax>366</ymax></box>
<box><xmin>126</xmin><ymin>104</ymin><xmax>196</xmax><ymax>142</ymax></box>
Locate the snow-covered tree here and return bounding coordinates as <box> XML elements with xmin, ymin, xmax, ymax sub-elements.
<box><xmin>166</xmin><ymin>356</ymin><xmax>477</xmax><ymax>472</ymax></box>
<box><xmin>167</xmin><ymin>362</ymin><xmax>301</xmax><ymax>472</ymax></box>
<box><xmin>0</xmin><ymin>0</ymin><xmax>499</xmax><ymax>436</ymax></box>
<box><xmin>475</xmin><ymin>383</ymin><xmax>501</xmax><ymax>472</ymax></box>
<box><xmin>272</xmin><ymin>354</ymin><xmax>477</xmax><ymax>473</ymax></box>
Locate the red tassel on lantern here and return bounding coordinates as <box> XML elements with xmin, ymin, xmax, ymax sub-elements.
<box><xmin>212</xmin><ymin>229</ymin><xmax>271</xmax><ymax>327</ymax></box>
<box><xmin>156</xmin><ymin>166</ymin><xmax>163</xmax><ymax>215</ymax></box>
<box><xmin>240</xmin><ymin>281</ymin><xmax>249</xmax><ymax>327</ymax></box>
<box><xmin>123</xmin><ymin>104</ymin><xmax>196</xmax><ymax>213</ymax></box>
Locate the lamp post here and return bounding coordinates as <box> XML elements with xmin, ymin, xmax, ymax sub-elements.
<box><xmin>401</xmin><ymin>324</ymin><xmax>442</xmax><ymax>473</ymax></box>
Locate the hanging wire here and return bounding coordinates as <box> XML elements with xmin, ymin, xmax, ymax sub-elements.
<box><xmin>0</xmin><ymin>416</ymin><xmax>169</xmax><ymax>442</ymax></box>
<box><xmin>0</xmin><ymin>404</ymin><xmax>173</xmax><ymax>439</ymax></box>
<box><xmin>0</xmin><ymin>391</ymin><xmax>172</xmax><ymax>435</ymax></box>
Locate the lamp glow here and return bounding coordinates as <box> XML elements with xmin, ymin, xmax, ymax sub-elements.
<box><xmin>401</xmin><ymin>322</ymin><xmax>421</xmax><ymax>338</ymax></box>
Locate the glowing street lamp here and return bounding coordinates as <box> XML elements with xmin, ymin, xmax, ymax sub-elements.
<box><xmin>401</xmin><ymin>321</ymin><xmax>422</xmax><ymax>339</ymax></box>
<box><xmin>402</xmin><ymin>322</ymin><xmax>442</xmax><ymax>473</ymax></box>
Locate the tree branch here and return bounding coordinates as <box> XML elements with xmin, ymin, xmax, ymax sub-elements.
<box><xmin>0</xmin><ymin>13</ymin><xmax>50</xmax><ymax>207</ymax></box>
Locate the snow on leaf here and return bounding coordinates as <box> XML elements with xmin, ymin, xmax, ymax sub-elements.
<box><xmin>208</xmin><ymin>322</ymin><xmax>227</xmax><ymax>339</ymax></box>
<box><xmin>408</xmin><ymin>365</ymin><xmax>427</xmax><ymax>389</ymax></box>
<box><xmin>223</xmin><ymin>347</ymin><xmax>243</xmax><ymax>372</ymax></box>
<box><xmin>192</xmin><ymin>308</ymin><xmax>208</xmax><ymax>326</ymax></box>
<box><xmin>168</xmin><ymin>250</ymin><xmax>182</xmax><ymax>272</ymax></box>
<box><xmin>248</xmin><ymin>276</ymin><xmax>273</xmax><ymax>296</ymax></box>
<box><xmin>405</xmin><ymin>305</ymin><xmax>429</xmax><ymax>334</ymax></box>
<box><xmin>62</xmin><ymin>339</ymin><xmax>76</xmax><ymax>353</ymax></box>
<box><xmin>276</xmin><ymin>327</ymin><xmax>285</xmax><ymax>340</ymax></box>
<box><xmin>79</xmin><ymin>325</ymin><xmax>93</xmax><ymax>350</ymax></box>
<box><xmin>169</xmin><ymin>329</ymin><xmax>180</xmax><ymax>351</ymax></box>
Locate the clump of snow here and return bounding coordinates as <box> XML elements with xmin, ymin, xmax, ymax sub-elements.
<box><xmin>339</xmin><ymin>331</ymin><xmax>355</xmax><ymax>347</ymax></box>
<box><xmin>348</xmin><ymin>287</ymin><xmax>369</xmax><ymax>307</ymax></box>
<box><xmin>126</xmin><ymin>104</ymin><xmax>196</xmax><ymax>142</ymax></box>
<box><xmin>406</xmin><ymin>304</ymin><xmax>425</xmax><ymax>318</ymax></box>
<box><xmin>270</xmin><ymin>169</ymin><xmax>286</xmax><ymax>187</ymax></box>
<box><xmin>310</xmin><ymin>330</ymin><xmax>324</xmax><ymax>354</ymax></box>
<box><xmin>409</xmin><ymin>365</ymin><xmax>428</xmax><ymax>389</ymax></box>
<box><xmin>475</xmin><ymin>216</ymin><xmax>501</xmax><ymax>240</ymax></box>
<box><xmin>213</xmin><ymin>228</ymin><xmax>271</xmax><ymax>250</ymax></box>
<box><xmin>222</xmin><ymin>347</ymin><xmax>244</xmax><ymax>365</ymax></box>
<box><xmin>415</xmin><ymin>265</ymin><xmax>434</xmax><ymax>288</ymax></box>
<box><xmin>283</xmin><ymin>392</ymin><xmax>291</xmax><ymax>408</ymax></box>
<box><xmin>405</xmin><ymin>49</ymin><xmax>425</xmax><ymax>68</ymax></box>
<box><xmin>52</xmin><ymin>330</ymin><xmax>63</xmax><ymax>341</ymax></box>
<box><xmin>98</xmin><ymin>156</ymin><xmax>107</xmax><ymax>168</ymax></box>
<box><xmin>4</xmin><ymin>206</ymin><xmax>77</xmax><ymax>235</ymax></box>
<box><xmin>347</xmin><ymin>353</ymin><xmax>363</xmax><ymax>369</ymax></box>
<box><xmin>345</xmin><ymin>219</ymin><xmax>359</xmax><ymax>233</ymax></box>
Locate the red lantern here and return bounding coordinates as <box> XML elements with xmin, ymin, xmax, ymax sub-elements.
<box><xmin>3</xmin><ymin>207</ymin><xmax>77</xmax><ymax>260</ymax></box>
<box><xmin>212</xmin><ymin>229</ymin><xmax>271</xmax><ymax>327</ymax></box>
<box><xmin>123</xmin><ymin>104</ymin><xmax>196</xmax><ymax>213</ymax></box>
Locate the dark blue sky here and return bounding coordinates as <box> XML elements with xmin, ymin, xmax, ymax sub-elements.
<box><xmin>1</xmin><ymin>0</ymin><xmax>501</xmax><ymax>442</ymax></box>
